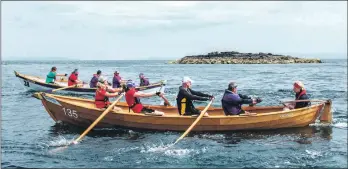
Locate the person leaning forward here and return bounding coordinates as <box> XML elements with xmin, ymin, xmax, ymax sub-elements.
<box><xmin>176</xmin><ymin>76</ymin><xmax>214</xmax><ymax>117</ymax></box>
<box><xmin>46</xmin><ymin>66</ymin><xmax>67</xmax><ymax>84</ymax></box>
<box><xmin>221</xmin><ymin>82</ymin><xmax>262</xmax><ymax>116</ymax></box>
<box><xmin>94</xmin><ymin>82</ymin><xmax>122</xmax><ymax>112</ymax></box>
<box><xmin>125</xmin><ymin>80</ymin><xmax>165</xmax><ymax>116</ymax></box>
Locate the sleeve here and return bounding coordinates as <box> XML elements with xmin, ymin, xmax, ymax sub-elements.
<box><xmin>224</xmin><ymin>94</ymin><xmax>253</xmax><ymax>105</ymax></box>
<box><xmin>180</xmin><ymin>88</ymin><xmax>209</xmax><ymax>101</ymax></box>
<box><xmin>189</xmin><ymin>88</ymin><xmax>212</xmax><ymax>97</ymax></box>
<box><xmin>238</xmin><ymin>94</ymin><xmax>251</xmax><ymax>99</ymax></box>
<box><xmin>91</xmin><ymin>77</ymin><xmax>98</xmax><ymax>84</ymax></box>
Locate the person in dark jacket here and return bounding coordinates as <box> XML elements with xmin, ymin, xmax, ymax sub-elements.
<box><xmin>139</xmin><ymin>73</ymin><xmax>150</xmax><ymax>86</ymax></box>
<box><xmin>283</xmin><ymin>81</ymin><xmax>311</xmax><ymax>110</ymax></box>
<box><xmin>176</xmin><ymin>77</ymin><xmax>214</xmax><ymax>116</ymax></box>
<box><xmin>221</xmin><ymin>82</ymin><xmax>262</xmax><ymax>115</ymax></box>
<box><xmin>89</xmin><ymin>70</ymin><xmax>102</xmax><ymax>88</ymax></box>
<box><xmin>112</xmin><ymin>71</ymin><xmax>122</xmax><ymax>88</ymax></box>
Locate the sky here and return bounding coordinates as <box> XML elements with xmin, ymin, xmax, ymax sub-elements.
<box><xmin>1</xmin><ymin>1</ymin><xmax>347</xmax><ymax>60</ymax></box>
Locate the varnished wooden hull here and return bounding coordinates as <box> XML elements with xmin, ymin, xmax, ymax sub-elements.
<box><xmin>14</xmin><ymin>71</ymin><xmax>166</xmax><ymax>94</ymax></box>
<box><xmin>35</xmin><ymin>93</ymin><xmax>327</xmax><ymax>132</ymax></box>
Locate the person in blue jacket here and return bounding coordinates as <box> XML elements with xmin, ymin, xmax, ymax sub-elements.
<box><xmin>221</xmin><ymin>82</ymin><xmax>262</xmax><ymax>115</ymax></box>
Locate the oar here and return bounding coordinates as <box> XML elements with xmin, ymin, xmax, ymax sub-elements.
<box><xmin>72</xmin><ymin>93</ymin><xmax>125</xmax><ymax>144</ymax></box>
<box><xmin>281</xmin><ymin>99</ymin><xmax>326</xmax><ymax>104</ymax></box>
<box><xmin>45</xmin><ymin>84</ymin><xmax>81</xmax><ymax>93</ymax></box>
<box><xmin>173</xmin><ymin>98</ymin><xmax>214</xmax><ymax>145</ymax></box>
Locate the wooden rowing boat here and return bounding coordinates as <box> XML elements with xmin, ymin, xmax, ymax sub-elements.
<box><xmin>14</xmin><ymin>71</ymin><xmax>166</xmax><ymax>94</ymax></box>
<box><xmin>32</xmin><ymin>92</ymin><xmax>332</xmax><ymax>131</ymax></box>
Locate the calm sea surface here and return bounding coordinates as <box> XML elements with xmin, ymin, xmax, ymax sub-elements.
<box><xmin>1</xmin><ymin>60</ymin><xmax>347</xmax><ymax>168</ymax></box>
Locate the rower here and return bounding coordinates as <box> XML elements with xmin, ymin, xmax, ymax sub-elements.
<box><xmin>125</xmin><ymin>80</ymin><xmax>165</xmax><ymax>116</ymax></box>
<box><xmin>98</xmin><ymin>76</ymin><xmax>123</xmax><ymax>93</ymax></box>
<box><xmin>89</xmin><ymin>70</ymin><xmax>102</xmax><ymax>88</ymax></box>
<box><xmin>95</xmin><ymin>82</ymin><xmax>122</xmax><ymax>111</ymax></box>
<box><xmin>112</xmin><ymin>71</ymin><xmax>122</xmax><ymax>88</ymax></box>
<box><xmin>68</xmin><ymin>69</ymin><xmax>82</xmax><ymax>86</ymax></box>
<box><xmin>221</xmin><ymin>81</ymin><xmax>262</xmax><ymax>116</ymax></box>
<box><xmin>139</xmin><ymin>73</ymin><xmax>150</xmax><ymax>86</ymax></box>
<box><xmin>176</xmin><ymin>76</ymin><xmax>213</xmax><ymax>116</ymax></box>
<box><xmin>283</xmin><ymin>81</ymin><xmax>311</xmax><ymax>110</ymax></box>
<box><xmin>45</xmin><ymin>66</ymin><xmax>67</xmax><ymax>84</ymax></box>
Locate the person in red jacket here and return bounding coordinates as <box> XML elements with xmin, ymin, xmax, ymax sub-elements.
<box><xmin>95</xmin><ymin>82</ymin><xmax>122</xmax><ymax>111</ymax></box>
<box><xmin>125</xmin><ymin>80</ymin><xmax>165</xmax><ymax>116</ymax></box>
<box><xmin>68</xmin><ymin>69</ymin><xmax>82</xmax><ymax>86</ymax></box>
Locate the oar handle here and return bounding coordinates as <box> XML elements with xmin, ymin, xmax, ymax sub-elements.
<box><xmin>174</xmin><ymin>98</ymin><xmax>214</xmax><ymax>145</ymax></box>
<box><xmin>73</xmin><ymin>93</ymin><xmax>125</xmax><ymax>144</ymax></box>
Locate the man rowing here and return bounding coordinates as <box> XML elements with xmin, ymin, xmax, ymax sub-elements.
<box><xmin>221</xmin><ymin>82</ymin><xmax>262</xmax><ymax>116</ymax></box>
<box><xmin>90</xmin><ymin>70</ymin><xmax>102</xmax><ymax>88</ymax></box>
<box><xmin>176</xmin><ymin>76</ymin><xmax>213</xmax><ymax>116</ymax></box>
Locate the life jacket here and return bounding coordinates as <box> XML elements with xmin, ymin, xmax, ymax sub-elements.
<box><xmin>125</xmin><ymin>88</ymin><xmax>143</xmax><ymax>113</ymax></box>
<box><xmin>46</xmin><ymin>71</ymin><xmax>56</xmax><ymax>83</ymax></box>
<box><xmin>140</xmin><ymin>78</ymin><xmax>149</xmax><ymax>86</ymax></box>
<box><xmin>176</xmin><ymin>87</ymin><xmax>195</xmax><ymax>115</ymax></box>
<box><xmin>296</xmin><ymin>89</ymin><xmax>307</xmax><ymax>100</ymax></box>
<box><xmin>295</xmin><ymin>89</ymin><xmax>311</xmax><ymax>108</ymax></box>
<box><xmin>95</xmin><ymin>88</ymin><xmax>110</xmax><ymax>108</ymax></box>
<box><xmin>68</xmin><ymin>73</ymin><xmax>78</xmax><ymax>86</ymax></box>
<box><xmin>113</xmin><ymin>75</ymin><xmax>121</xmax><ymax>88</ymax></box>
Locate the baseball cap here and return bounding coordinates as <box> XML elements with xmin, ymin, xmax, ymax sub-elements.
<box><xmin>182</xmin><ymin>76</ymin><xmax>193</xmax><ymax>83</ymax></box>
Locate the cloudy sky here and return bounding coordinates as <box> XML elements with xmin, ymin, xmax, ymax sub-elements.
<box><xmin>2</xmin><ymin>1</ymin><xmax>347</xmax><ymax>60</ymax></box>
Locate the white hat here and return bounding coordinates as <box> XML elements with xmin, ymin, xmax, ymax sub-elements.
<box><xmin>182</xmin><ymin>76</ymin><xmax>193</xmax><ymax>83</ymax></box>
<box><xmin>98</xmin><ymin>76</ymin><xmax>107</xmax><ymax>83</ymax></box>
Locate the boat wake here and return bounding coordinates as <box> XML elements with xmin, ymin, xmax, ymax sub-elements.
<box><xmin>140</xmin><ymin>142</ymin><xmax>207</xmax><ymax>158</ymax></box>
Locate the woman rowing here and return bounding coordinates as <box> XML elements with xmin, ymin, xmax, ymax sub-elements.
<box><xmin>45</xmin><ymin>66</ymin><xmax>67</xmax><ymax>84</ymax></box>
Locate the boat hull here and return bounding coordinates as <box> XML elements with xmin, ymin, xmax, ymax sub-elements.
<box><xmin>36</xmin><ymin>93</ymin><xmax>326</xmax><ymax>132</ymax></box>
<box><xmin>15</xmin><ymin>71</ymin><xmax>166</xmax><ymax>94</ymax></box>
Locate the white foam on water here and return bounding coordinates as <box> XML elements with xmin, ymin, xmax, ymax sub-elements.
<box><xmin>140</xmin><ymin>142</ymin><xmax>206</xmax><ymax>158</ymax></box>
<box><xmin>305</xmin><ymin>150</ymin><xmax>322</xmax><ymax>158</ymax></box>
<box><xmin>103</xmin><ymin>156</ymin><xmax>113</xmax><ymax>161</ymax></box>
<box><xmin>333</xmin><ymin>122</ymin><xmax>347</xmax><ymax>129</ymax></box>
<box><xmin>48</xmin><ymin>136</ymin><xmax>74</xmax><ymax>147</ymax></box>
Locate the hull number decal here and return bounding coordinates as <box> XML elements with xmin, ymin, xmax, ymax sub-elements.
<box><xmin>24</xmin><ymin>80</ymin><xmax>30</xmax><ymax>87</ymax></box>
<box><xmin>62</xmin><ymin>107</ymin><xmax>78</xmax><ymax>119</ymax></box>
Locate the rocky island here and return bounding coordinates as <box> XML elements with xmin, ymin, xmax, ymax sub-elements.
<box><xmin>169</xmin><ymin>51</ymin><xmax>322</xmax><ymax>64</ymax></box>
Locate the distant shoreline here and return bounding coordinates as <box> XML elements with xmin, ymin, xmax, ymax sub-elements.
<box><xmin>169</xmin><ymin>51</ymin><xmax>323</xmax><ymax>64</ymax></box>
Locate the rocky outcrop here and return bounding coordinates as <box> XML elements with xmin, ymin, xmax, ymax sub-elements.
<box><xmin>170</xmin><ymin>51</ymin><xmax>322</xmax><ymax>64</ymax></box>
